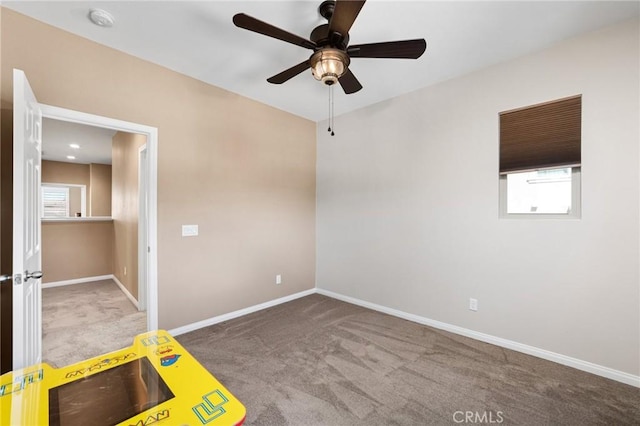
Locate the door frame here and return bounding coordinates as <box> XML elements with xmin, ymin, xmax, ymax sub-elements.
<box><xmin>137</xmin><ymin>144</ymin><xmax>148</xmax><ymax>312</ymax></box>
<box><xmin>39</xmin><ymin>104</ymin><xmax>159</xmax><ymax>330</ymax></box>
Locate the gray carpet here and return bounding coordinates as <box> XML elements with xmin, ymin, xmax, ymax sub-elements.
<box><xmin>42</xmin><ymin>279</ymin><xmax>147</xmax><ymax>367</ymax></box>
<box><xmin>177</xmin><ymin>294</ymin><xmax>639</xmax><ymax>426</ymax></box>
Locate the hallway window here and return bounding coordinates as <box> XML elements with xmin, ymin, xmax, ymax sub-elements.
<box><xmin>42</xmin><ymin>185</ymin><xmax>69</xmax><ymax>217</ymax></box>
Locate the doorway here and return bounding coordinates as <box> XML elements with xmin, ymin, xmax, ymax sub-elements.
<box><xmin>39</xmin><ymin>104</ymin><xmax>158</xmax><ymax>359</ymax></box>
<box><xmin>40</xmin><ymin>118</ymin><xmax>152</xmax><ymax>365</ymax></box>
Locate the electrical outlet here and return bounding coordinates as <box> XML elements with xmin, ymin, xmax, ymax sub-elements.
<box><xmin>124</xmin><ymin>266</ymin><xmax>127</xmax><ymax>276</ymax></box>
<box><xmin>276</xmin><ymin>274</ymin><xmax>282</xmax><ymax>285</ymax></box>
<box><xmin>469</xmin><ymin>298</ymin><xmax>478</xmax><ymax>311</ymax></box>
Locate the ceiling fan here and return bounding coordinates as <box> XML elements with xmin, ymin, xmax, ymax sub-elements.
<box><xmin>233</xmin><ymin>0</ymin><xmax>427</xmax><ymax>95</ymax></box>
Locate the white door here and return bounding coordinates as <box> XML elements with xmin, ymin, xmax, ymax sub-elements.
<box><xmin>12</xmin><ymin>69</ymin><xmax>43</xmax><ymax>370</ymax></box>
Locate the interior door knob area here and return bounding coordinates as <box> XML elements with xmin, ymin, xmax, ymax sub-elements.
<box><xmin>0</xmin><ymin>270</ymin><xmax>43</xmax><ymax>284</ymax></box>
<box><xmin>24</xmin><ymin>271</ymin><xmax>43</xmax><ymax>281</ymax></box>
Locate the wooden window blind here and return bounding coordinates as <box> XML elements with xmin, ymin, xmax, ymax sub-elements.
<box><xmin>499</xmin><ymin>95</ymin><xmax>581</xmax><ymax>174</ymax></box>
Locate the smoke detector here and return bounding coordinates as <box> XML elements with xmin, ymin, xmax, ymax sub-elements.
<box><xmin>88</xmin><ymin>8</ymin><xmax>114</xmax><ymax>28</ymax></box>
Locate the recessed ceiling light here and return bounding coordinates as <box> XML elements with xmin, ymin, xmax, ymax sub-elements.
<box><xmin>69</xmin><ymin>144</ymin><xmax>80</xmax><ymax>149</ymax></box>
<box><xmin>66</xmin><ymin>155</ymin><xmax>76</xmax><ymax>160</ymax></box>
<box><xmin>88</xmin><ymin>8</ymin><xmax>115</xmax><ymax>28</ymax></box>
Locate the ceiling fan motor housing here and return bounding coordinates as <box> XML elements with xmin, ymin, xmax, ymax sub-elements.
<box><xmin>310</xmin><ymin>24</ymin><xmax>349</xmax><ymax>50</ymax></box>
<box><xmin>313</xmin><ymin>1</ymin><xmax>349</xmax><ymax>49</ymax></box>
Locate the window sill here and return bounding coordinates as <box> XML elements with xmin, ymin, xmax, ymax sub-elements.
<box><xmin>41</xmin><ymin>216</ymin><xmax>113</xmax><ymax>223</ymax></box>
<box><xmin>499</xmin><ymin>213</ymin><xmax>581</xmax><ymax>220</ymax></box>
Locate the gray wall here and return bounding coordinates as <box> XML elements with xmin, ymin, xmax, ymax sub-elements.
<box><xmin>316</xmin><ymin>18</ymin><xmax>639</xmax><ymax>376</ymax></box>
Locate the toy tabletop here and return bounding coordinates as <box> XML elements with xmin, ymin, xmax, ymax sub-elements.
<box><xmin>0</xmin><ymin>330</ymin><xmax>246</xmax><ymax>426</ymax></box>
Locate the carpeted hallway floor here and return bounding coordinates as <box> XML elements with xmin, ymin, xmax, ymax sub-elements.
<box><xmin>177</xmin><ymin>294</ymin><xmax>639</xmax><ymax>426</ymax></box>
<box><xmin>42</xmin><ymin>279</ymin><xmax>147</xmax><ymax>367</ymax></box>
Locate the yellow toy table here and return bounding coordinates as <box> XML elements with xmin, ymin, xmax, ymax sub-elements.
<box><xmin>0</xmin><ymin>330</ymin><xmax>246</xmax><ymax>425</ymax></box>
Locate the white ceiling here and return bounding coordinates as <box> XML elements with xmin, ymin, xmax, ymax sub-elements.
<box><xmin>42</xmin><ymin>118</ymin><xmax>115</xmax><ymax>165</ymax></box>
<box><xmin>5</xmin><ymin>1</ymin><xmax>639</xmax><ymax>122</ymax></box>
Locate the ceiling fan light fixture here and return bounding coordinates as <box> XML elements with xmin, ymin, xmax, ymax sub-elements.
<box><xmin>310</xmin><ymin>49</ymin><xmax>349</xmax><ymax>86</ymax></box>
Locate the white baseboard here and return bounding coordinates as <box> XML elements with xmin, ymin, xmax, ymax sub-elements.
<box><xmin>111</xmin><ymin>275</ymin><xmax>139</xmax><ymax>310</ymax></box>
<box><xmin>316</xmin><ymin>288</ymin><xmax>640</xmax><ymax>388</ymax></box>
<box><xmin>43</xmin><ymin>274</ymin><xmax>140</xmax><ymax>310</ymax></box>
<box><xmin>168</xmin><ymin>288</ymin><xmax>316</xmax><ymax>337</ymax></box>
<box><xmin>42</xmin><ymin>275</ymin><xmax>113</xmax><ymax>289</ymax></box>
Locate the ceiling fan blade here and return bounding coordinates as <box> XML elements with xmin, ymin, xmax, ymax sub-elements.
<box><xmin>233</xmin><ymin>13</ymin><xmax>316</xmax><ymax>50</ymax></box>
<box><xmin>328</xmin><ymin>0</ymin><xmax>366</xmax><ymax>39</ymax></box>
<box><xmin>338</xmin><ymin>68</ymin><xmax>363</xmax><ymax>94</ymax></box>
<box><xmin>348</xmin><ymin>39</ymin><xmax>427</xmax><ymax>59</ymax></box>
<box><xmin>267</xmin><ymin>60</ymin><xmax>311</xmax><ymax>84</ymax></box>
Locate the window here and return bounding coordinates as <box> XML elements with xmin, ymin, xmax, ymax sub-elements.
<box><xmin>41</xmin><ymin>183</ymin><xmax>87</xmax><ymax>218</ymax></box>
<box><xmin>42</xmin><ymin>186</ymin><xmax>69</xmax><ymax>218</ymax></box>
<box><xmin>502</xmin><ymin>167</ymin><xmax>581</xmax><ymax>215</ymax></box>
<box><xmin>499</xmin><ymin>95</ymin><xmax>581</xmax><ymax>218</ymax></box>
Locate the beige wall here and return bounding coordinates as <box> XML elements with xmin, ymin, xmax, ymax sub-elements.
<box><xmin>90</xmin><ymin>163</ymin><xmax>111</xmax><ymax>216</ymax></box>
<box><xmin>42</xmin><ymin>159</ymin><xmax>90</xmax><ymax>186</ymax></box>
<box><xmin>41</xmin><ymin>221</ymin><xmax>114</xmax><ymax>283</ymax></box>
<box><xmin>112</xmin><ymin>132</ymin><xmax>145</xmax><ymax>299</ymax></box>
<box><xmin>68</xmin><ymin>186</ymin><xmax>81</xmax><ymax>217</ymax></box>
<box><xmin>0</xmin><ymin>9</ymin><xmax>316</xmax><ymax>331</ymax></box>
<box><xmin>317</xmin><ymin>19</ymin><xmax>639</xmax><ymax>376</ymax></box>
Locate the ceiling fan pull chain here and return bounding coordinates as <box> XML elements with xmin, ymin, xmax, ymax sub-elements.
<box><xmin>327</xmin><ymin>85</ymin><xmax>332</xmax><ymax>133</ymax></box>
<box><xmin>330</xmin><ymin>85</ymin><xmax>335</xmax><ymax>136</ymax></box>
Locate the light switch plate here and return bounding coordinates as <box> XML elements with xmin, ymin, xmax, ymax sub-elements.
<box><xmin>182</xmin><ymin>224</ymin><xmax>198</xmax><ymax>237</ymax></box>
